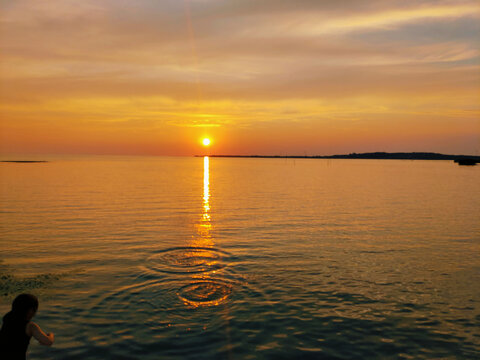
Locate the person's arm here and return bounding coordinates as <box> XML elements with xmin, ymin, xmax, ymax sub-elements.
<box><xmin>27</xmin><ymin>322</ymin><xmax>54</xmax><ymax>346</ymax></box>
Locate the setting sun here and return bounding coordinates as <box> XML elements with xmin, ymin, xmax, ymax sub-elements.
<box><xmin>202</xmin><ymin>138</ymin><xmax>211</xmax><ymax>146</ymax></box>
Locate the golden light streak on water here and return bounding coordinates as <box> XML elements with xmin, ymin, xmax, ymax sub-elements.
<box><xmin>195</xmin><ymin>156</ymin><xmax>212</xmax><ymax>240</ymax></box>
<box><xmin>182</xmin><ymin>155</ymin><xmax>233</xmax><ymax>309</ymax></box>
<box><xmin>203</xmin><ymin>156</ymin><xmax>210</xmax><ymax>220</ymax></box>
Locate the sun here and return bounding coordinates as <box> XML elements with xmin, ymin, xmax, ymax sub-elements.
<box><xmin>202</xmin><ymin>138</ymin><xmax>211</xmax><ymax>146</ymax></box>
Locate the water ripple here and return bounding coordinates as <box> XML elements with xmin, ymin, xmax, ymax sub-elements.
<box><xmin>177</xmin><ymin>280</ymin><xmax>233</xmax><ymax>307</ymax></box>
<box><xmin>143</xmin><ymin>246</ymin><xmax>234</xmax><ymax>274</ymax></box>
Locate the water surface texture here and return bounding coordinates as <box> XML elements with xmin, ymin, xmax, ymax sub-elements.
<box><xmin>1</xmin><ymin>157</ymin><xmax>479</xmax><ymax>359</ymax></box>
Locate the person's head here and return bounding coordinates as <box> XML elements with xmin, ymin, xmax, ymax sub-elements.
<box><xmin>11</xmin><ymin>294</ymin><xmax>39</xmax><ymax>321</ymax></box>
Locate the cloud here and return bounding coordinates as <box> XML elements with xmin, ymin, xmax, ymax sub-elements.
<box><xmin>0</xmin><ymin>0</ymin><xmax>479</xmax><ymax>154</ymax></box>
<box><xmin>291</xmin><ymin>4</ymin><xmax>480</xmax><ymax>36</ymax></box>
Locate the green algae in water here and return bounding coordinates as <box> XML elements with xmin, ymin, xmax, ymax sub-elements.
<box><xmin>0</xmin><ymin>260</ymin><xmax>65</xmax><ymax>298</ymax></box>
<box><xmin>0</xmin><ymin>273</ymin><xmax>61</xmax><ymax>297</ymax></box>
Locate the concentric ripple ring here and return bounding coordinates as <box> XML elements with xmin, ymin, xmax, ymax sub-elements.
<box><xmin>177</xmin><ymin>281</ymin><xmax>233</xmax><ymax>307</ymax></box>
<box><xmin>145</xmin><ymin>246</ymin><xmax>233</xmax><ymax>274</ymax></box>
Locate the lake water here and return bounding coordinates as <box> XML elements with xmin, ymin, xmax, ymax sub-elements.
<box><xmin>1</xmin><ymin>157</ymin><xmax>479</xmax><ymax>359</ymax></box>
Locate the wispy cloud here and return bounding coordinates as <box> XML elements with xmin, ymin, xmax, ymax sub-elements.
<box><xmin>1</xmin><ymin>0</ymin><xmax>479</xmax><ymax>155</ymax></box>
<box><xmin>289</xmin><ymin>4</ymin><xmax>480</xmax><ymax>36</ymax></box>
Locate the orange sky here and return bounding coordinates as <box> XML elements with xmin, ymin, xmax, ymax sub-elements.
<box><xmin>1</xmin><ymin>0</ymin><xmax>479</xmax><ymax>156</ymax></box>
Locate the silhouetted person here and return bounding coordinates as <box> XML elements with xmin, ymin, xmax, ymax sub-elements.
<box><xmin>0</xmin><ymin>294</ymin><xmax>54</xmax><ymax>360</ymax></box>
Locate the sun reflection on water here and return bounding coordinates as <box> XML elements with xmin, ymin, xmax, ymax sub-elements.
<box><xmin>195</xmin><ymin>156</ymin><xmax>212</xmax><ymax>241</ymax></box>
<box><xmin>179</xmin><ymin>156</ymin><xmax>232</xmax><ymax>308</ymax></box>
<box><xmin>203</xmin><ymin>156</ymin><xmax>211</xmax><ymax>221</ymax></box>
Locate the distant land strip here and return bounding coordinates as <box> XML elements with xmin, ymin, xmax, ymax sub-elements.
<box><xmin>195</xmin><ymin>152</ymin><xmax>480</xmax><ymax>162</ymax></box>
<box><xmin>1</xmin><ymin>160</ymin><xmax>48</xmax><ymax>163</ymax></box>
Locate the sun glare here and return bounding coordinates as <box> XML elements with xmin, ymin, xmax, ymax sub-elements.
<box><xmin>202</xmin><ymin>138</ymin><xmax>211</xmax><ymax>146</ymax></box>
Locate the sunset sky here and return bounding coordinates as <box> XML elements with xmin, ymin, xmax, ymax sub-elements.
<box><xmin>1</xmin><ymin>0</ymin><xmax>479</xmax><ymax>156</ymax></box>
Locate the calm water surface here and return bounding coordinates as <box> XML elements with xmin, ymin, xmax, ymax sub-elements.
<box><xmin>1</xmin><ymin>157</ymin><xmax>479</xmax><ymax>359</ymax></box>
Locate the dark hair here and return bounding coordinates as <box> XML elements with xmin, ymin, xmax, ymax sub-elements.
<box><xmin>10</xmin><ymin>294</ymin><xmax>38</xmax><ymax>320</ymax></box>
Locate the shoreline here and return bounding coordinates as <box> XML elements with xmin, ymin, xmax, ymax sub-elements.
<box><xmin>195</xmin><ymin>152</ymin><xmax>480</xmax><ymax>162</ymax></box>
<box><xmin>1</xmin><ymin>160</ymin><xmax>48</xmax><ymax>163</ymax></box>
